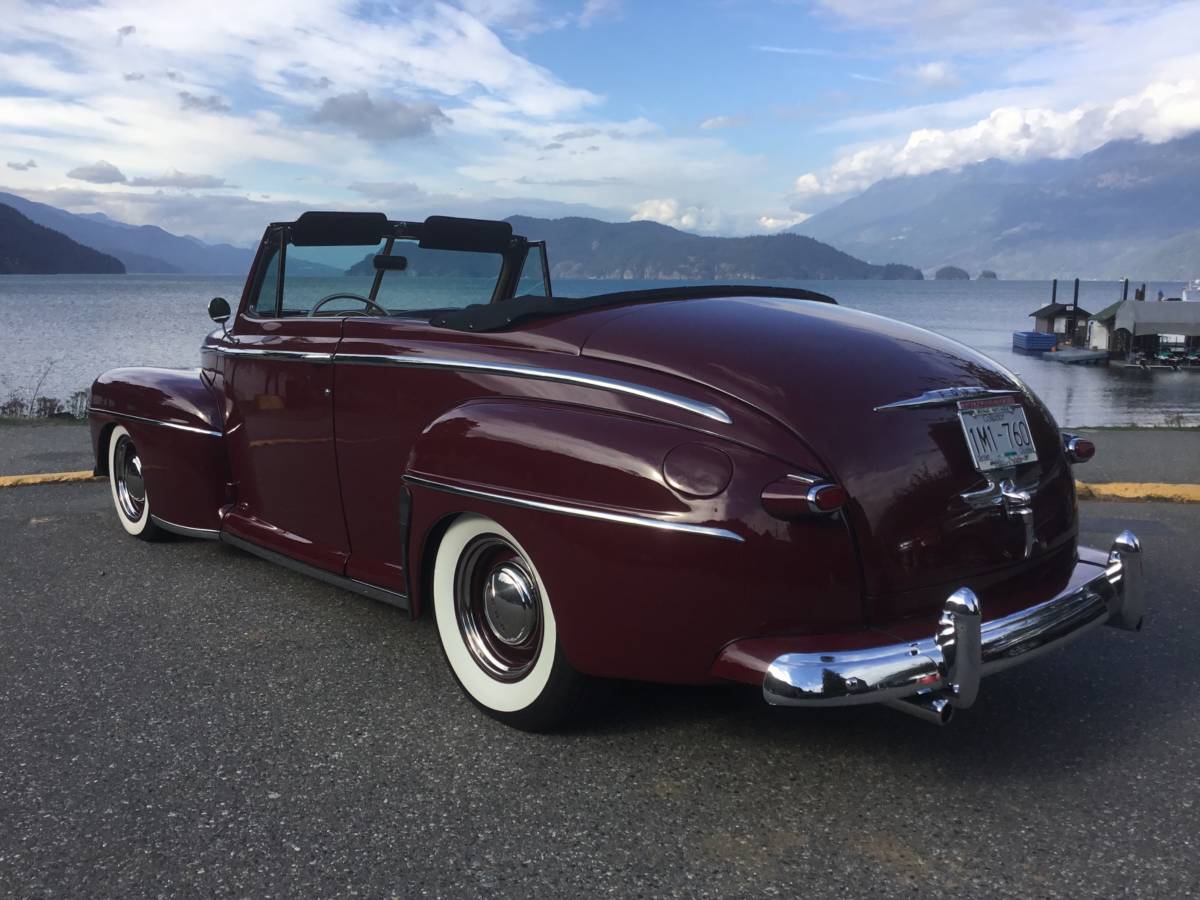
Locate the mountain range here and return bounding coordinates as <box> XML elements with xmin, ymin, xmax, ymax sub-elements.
<box><xmin>793</xmin><ymin>133</ymin><xmax>1200</xmax><ymax>280</ymax></box>
<box><xmin>0</xmin><ymin>191</ymin><xmax>254</xmax><ymax>274</ymax></box>
<box><xmin>0</xmin><ymin>203</ymin><xmax>125</xmax><ymax>274</ymax></box>
<box><xmin>503</xmin><ymin>216</ymin><xmax>922</xmax><ymax>280</ymax></box>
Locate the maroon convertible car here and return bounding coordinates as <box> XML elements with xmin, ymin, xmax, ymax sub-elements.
<box><xmin>89</xmin><ymin>212</ymin><xmax>1144</xmax><ymax>729</ymax></box>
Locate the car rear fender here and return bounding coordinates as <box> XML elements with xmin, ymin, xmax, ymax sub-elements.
<box><xmin>404</xmin><ymin>398</ymin><xmax>864</xmax><ymax>683</ymax></box>
<box><xmin>89</xmin><ymin>367</ymin><xmax>229</xmax><ymax>532</ymax></box>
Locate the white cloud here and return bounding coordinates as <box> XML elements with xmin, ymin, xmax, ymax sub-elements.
<box><xmin>699</xmin><ymin>115</ymin><xmax>746</xmax><ymax>131</ymax></box>
<box><xmin>128</xmin><ymin>170</ymin><xmax>228</xmax><ymax>188</ymax></box>
<box><xmin>758</xmin><ymin>213</ymin><xmax>811</xmax><ymax>230</ymax></box>
<box><xmin>900</xmin><ymin>61</ymin><xmax>960</xmax><ymax>89</ymax></box>
<box><xmin>630</xmin><ymin>198</ymin><xmax>727</xmax><ymax>233</ymax></box>
<box><xmin>794</xmin><ymin>78</ymin><xmax>1200</xmax><ymax>197</ymax></box>
<box><xmin>579</xmin><ymin>0</ymin><xmax>622</xmax><ymax>28</ymax></box>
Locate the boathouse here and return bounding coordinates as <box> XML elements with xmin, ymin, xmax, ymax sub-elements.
<box><xmin>1087</xmin><ymin>298</ymin><xmax>1200</xmax><ymax>357</ymax></box>
<box><xmin>1029</xmin><ymin>302</ymin><xmax>1092</xmax><ymax>336</ymax></box>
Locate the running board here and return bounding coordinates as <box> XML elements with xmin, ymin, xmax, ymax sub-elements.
<box><xmin>220</xmin><ymin>532</ymin><xmax>411</xmax><ymax>612</ymax></box>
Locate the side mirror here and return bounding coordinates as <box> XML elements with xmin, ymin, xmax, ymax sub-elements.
<box><xmin>208</xmin><ymin>297</ymin><xmax>231</xmax><ymax>328</ymax></box>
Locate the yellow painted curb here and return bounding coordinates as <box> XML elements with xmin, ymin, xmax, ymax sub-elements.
<box><xmin>0</xmin><ymin>471</ymin><xmax>102</xmax><ymax>488</ymax></box>
<box><xmin>1076</xmin><ymin>480</ymin><xmax>1200</xmax><ymax>503</ymax></box>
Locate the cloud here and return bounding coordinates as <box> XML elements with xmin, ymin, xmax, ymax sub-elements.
<box><xmin>850</xmin><ymin>73</ymin><xmax>896</xmax><ymax>86</ymax></box>
<box><xmin>630</xmin><ymin>198</ymin><xmax>726</xmax><ymax>233</ymax></box>
<box><xmin>311</xmin><ymin>91</ymin><xmax>449</xmax><ymax>141</ymax></box>
<box><xmin>792</xmin><ymin>78</ymin><xmax>1200</xmax><ymax>197</ymax></box>
<box><xmin>347</xmin><ymin>181</ymin><xmax>427</xmax><ymax>203</ymax></box>
<box><xmin>552</xmin><ymin>127</ymin><xmax>602</xmax><ymax>141</ymax></box>
<box><xmin>115</xmin><ymin>24</ymin><xmax>135</xmax><ymax>43</ymax></box>
<box><xmin>122</xmin><ymin>72</ymin><xmax>144</xmax><ymax>82</ymax></box>
<box><xmin>540</xmin><ymin>141</ymin><xmax>563</xmax><ymax>150</ymax></box>
<box><xmin>6</xmin><ymin>159</ymin><xmax>36</xmax><ymax>171</ymax></box>
<box><xmin>178</xmin><ymin>92</ymin><xmax>230</xmax><ymax>113</ymax></box>
<box><xmin>579</xmin><ymin>0</ymin><xmax>622</xmax><ymax>27</ymax></box>
<box><xmin>900</xmin><ymin>61</ymin><xmax>960</xmax><ymax>89</ymax></box>
<box><xmin>128</xmin><ymin>170</ymin><xmax>228</xmax><ymax>188</ymax></box>
<box><xmin>754</xmin><ymin>45</ymin><xmax>847</xmax><ymax>59</ymax></box>
<box><xmin>66</xmin><ymin>160</ymin><xmax>127</xmax><ymax>184</ymax></box>
<box><xmin>758</xmin><ymin>213</ymin><xmax>811</xmax><ymax>230</ymax></box>
<box><xmin>699</xmin><ymin>115</ymin><xmax>746</xmax><ymax>131</ymax></box>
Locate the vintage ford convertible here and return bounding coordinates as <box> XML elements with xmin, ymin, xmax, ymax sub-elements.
<box><xmin>89</xmin><ymin>212</ymin><xmax>1144</xmax><ymax>729</ymax></box>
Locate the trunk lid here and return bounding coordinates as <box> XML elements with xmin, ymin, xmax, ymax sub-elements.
<box><xmin>581</xmin><ymin>296</ymin><xmax>1077</xmax><ymax>622</ymax></box>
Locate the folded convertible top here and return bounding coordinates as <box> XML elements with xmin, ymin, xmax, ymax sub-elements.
<box><xmin>430</xmin><ymin>285</ymin><xmax>837</xmax><ymax>332</ymax></box>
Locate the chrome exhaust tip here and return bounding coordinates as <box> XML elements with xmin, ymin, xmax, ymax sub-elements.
<box><xmin>885</xmin><ymin>693</ymin><xmax>955</xmax><ymax>726</ymax></box>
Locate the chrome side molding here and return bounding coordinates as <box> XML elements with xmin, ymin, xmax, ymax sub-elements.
<box><xmin>763</xmin><ymin>531</ymin><xmax>1144</xmax><ymax>725</ymax></box>
<box><xmin>875</xmin><ymin>386</ymin><xmax>1020</xmax><ymax>412</ymax></box>
<box><xmin>207</xmin><ymin>344</ymin><xmax>733</xmax><ymax>425</ymax></box>
<box><xmin>213</xmin><ymin>346</ymin><xmax>333</xmax><ymax>364</ymax></box>
<box><xmin>87</xmin><ymin>406</ymin><xmax>223</xmax><ymax>438</ymax></box>
<box><xmin>335</xmin><ymin>353</ymin><xmax>733</xmax><ymax>424</ymax></box>
<box><xmin>404</xmin><ymin>474</ymin><xmax>744</xmax><ymax>542</ymax></box>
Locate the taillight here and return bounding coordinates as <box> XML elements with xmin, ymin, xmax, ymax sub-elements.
<box><xmin>1063</xmin><ymin>434</ymin><xmax>1095</xmax><ymax>464</ymax></box>
<box><xmin>762</xmin><ymin>475</ymin><xmax>847</xmax><ymax>519</ymax></box>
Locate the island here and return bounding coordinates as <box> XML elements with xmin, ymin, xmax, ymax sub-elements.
<box><xmin>978</xmin><ymin>270</ymin><xmax>998</xmax><ymax>280</ymax></box>
<box><xmin>0</xmin><ymin>203</ymin><xmax>125</xmax><ymax>274</ymax></box>
<box><xmin>935</xmin><ymin>265</ymin><xmax>970</xmax><ymax>280</ymax></box>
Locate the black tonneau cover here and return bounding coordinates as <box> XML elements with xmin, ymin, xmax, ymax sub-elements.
<box><xmin>430</xmin><ymin>285</ymin><xmax>837</xmax><ymax>332</ymax></box>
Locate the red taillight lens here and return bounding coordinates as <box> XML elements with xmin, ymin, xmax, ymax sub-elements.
<box><xmin>762</xmin><ymin>476</ymin><xmax>846</xmax><ymax>519</ymax></box>
<box><xmin>1064</xmin><ymin>435</ymin><xmax>1095</xmax><ymax>464</ymax></box>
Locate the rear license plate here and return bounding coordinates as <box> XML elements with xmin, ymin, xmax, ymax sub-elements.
<box><xmin>957</xmin><ymin>396</ymin><xmax>1038</xmax><ymax>472</ymax></box>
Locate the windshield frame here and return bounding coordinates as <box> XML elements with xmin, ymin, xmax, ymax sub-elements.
<box><xmin>242</xmin><ymin>216</ymin><xmax>551</xmax><ymax>321</ymax></box>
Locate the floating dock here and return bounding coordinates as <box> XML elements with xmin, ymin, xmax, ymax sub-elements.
<box><xmin>1044</xmin><ymin>348</ymin><xmax>1109</xmax><ymax>365</ymax></box>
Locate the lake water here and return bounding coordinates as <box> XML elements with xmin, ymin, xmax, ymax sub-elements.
<box><xmin>1</xmin><ymin>274</ymin><xmax>1197</xmax><ymax>427</ymax></box>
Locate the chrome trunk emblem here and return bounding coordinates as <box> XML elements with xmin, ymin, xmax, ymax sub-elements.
<box><xmin>874</xmin><ymin>386</ymin><xmax>1020</xmax><ymax>412</ymax></box>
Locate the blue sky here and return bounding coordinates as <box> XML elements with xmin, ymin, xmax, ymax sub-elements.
<box><xmin>3</xmin><ymin>1</ymin><xmax>1200</xmax><ymax>244</ymax></box>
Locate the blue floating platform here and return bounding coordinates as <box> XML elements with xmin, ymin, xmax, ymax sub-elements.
<box><xmin>1012</xmin><ymin>331</ymin><xmax>1057</xmax><ymax>351</ymax></box>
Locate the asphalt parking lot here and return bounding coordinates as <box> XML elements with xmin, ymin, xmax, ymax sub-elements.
<box><xmin>1</xmin><ymin>482</ymin><xmax>1198</xmax><ymax>898</ymax></box>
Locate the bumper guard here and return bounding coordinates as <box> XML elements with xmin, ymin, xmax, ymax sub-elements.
<box><xmin>762</xmin><ymin>531</ymin><xmax>1144</xmax><ymax>725</ymax></box>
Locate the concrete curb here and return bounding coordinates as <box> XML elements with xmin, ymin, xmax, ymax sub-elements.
<box><xmin>0</xmin><ymin>471</ymin><xmax>102</xmax><ymax>488</ymax></box>
<box><xmin>1075</xmin><ymin>480</ymin><xmax>1200</xmax><ymax>503</ymax></box>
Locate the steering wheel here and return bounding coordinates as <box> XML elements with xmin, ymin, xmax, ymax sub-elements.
<box><xmin>308</xmin><ymin>292</ymin><xmax>389</xmax><ymax>317</ymax></box>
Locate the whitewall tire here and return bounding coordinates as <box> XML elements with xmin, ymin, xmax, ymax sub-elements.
<box><xmin>107</xmin><ymin>425</ymin><xmax>166</xmax><ymax>541</ymax></box>
<box><xmin>432</xmin><ymin>513</ymin><xmax>583</xmax><ymax>730</ymax></box>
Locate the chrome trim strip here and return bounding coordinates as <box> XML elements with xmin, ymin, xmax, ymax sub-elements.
<box><xmin>874</xmin><ymin>386</ymin><xmax>1020</xmax><ymax>412</ymax></box>
<box><xmin>87</xmin><ymin>406</ymin><xmax>222</xmax><ymax>438</ymax></box>
<box><xmin>150</xmin><ymin>515</ymin><xmax>219</xmax><ymax>540</ymax></box>
<box><xmin>220</xmin><ymin>532</ymin><xmax>410</xmax><ymax>611</ymax></box>
<box><xmin>404</xmin><ymin>474</ymin><xmax>745</xmax><ymax>542</ymax></box>
<box><xmin>762</xmin><ymin>531</ymin><xmax>1143</xmax><ymax>718</ymax></box>
<box><xmin>213</xmin><ymin>345</ymin><xmax>333</xmax><ymax>364</ymax></box>
<box><xmin>335</xmin><ymin>353</ymin><xmax>733</xmax><ymax>425</ymax></box>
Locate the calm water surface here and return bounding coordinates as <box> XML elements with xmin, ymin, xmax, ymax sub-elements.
<box><xmin>1</xmin><ymin>274</ymin><xmax>1196</xmax><ymax>427</ymax></box>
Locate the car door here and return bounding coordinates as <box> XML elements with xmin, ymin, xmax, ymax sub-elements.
<box><xmin>217</xmin><ymin>238</ymin><xmax>351</xmax><ymax>573</ymax></box>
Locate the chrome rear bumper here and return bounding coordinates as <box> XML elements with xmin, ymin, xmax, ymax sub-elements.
<box><xmin>763</xmin><ymin>531</ymin><xmax>1143</xmax><ymax>725</ymax></box>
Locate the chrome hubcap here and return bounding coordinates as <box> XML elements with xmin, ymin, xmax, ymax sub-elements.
<box><xmin>113</xmin><ymin>435</ymin><xmax>146</xmax><ymax>521</ymax></box>
<box><xmin>454</xmin><ymin>536</ymin><xmax>542</xmax><ymax>681</ymax></box>
<box><xmin>482</xmin><ymin>563</ymin><xmax>538</xmax><ymax>646</ymax></box>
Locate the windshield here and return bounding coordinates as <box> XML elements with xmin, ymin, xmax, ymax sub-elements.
<box><xmin>261</xmin><ymin>239</ymin><xmax>506</xmax><ymax>317</ymax></box>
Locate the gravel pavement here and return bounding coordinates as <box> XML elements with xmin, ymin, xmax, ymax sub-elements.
<box><xmin>1</xmin><ymin>483</ymin><xmax>1197</xmax><ymax>898</ymax></box>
